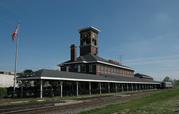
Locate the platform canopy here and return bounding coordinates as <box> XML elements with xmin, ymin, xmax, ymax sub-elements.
<box><xmin>17</xmin><ymin>69</ymin><xmax>160</xmax><ymax>85</ymax></box>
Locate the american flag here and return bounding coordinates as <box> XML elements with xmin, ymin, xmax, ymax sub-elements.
<box><xmin>12</xmin><ymin>24</ymin><xmax>20</xmax><ymax>41</ymax></box>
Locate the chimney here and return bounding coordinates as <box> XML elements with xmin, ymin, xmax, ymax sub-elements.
<box><xmin>70</xmin><ymin>44</ymin><xmax>77</xmax><ymax>61</ymax></box>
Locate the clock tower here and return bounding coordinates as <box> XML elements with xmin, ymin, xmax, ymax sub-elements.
<box><xmin>79</xmin><ymin>27</ymin><xmax>100</xmax><ymax>56</ymax></box>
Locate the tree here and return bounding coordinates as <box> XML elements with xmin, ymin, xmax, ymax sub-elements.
<box><xmin>17</xmin><ymin>69</ymin><xmax>34</xmax><ymax>89</ymax></box>
<box><xmin>163</xmin><ymin>76</ymin><xmax>172</xmax><ymax>82</ymax></box>
<box><xmin>23</xmin><ymin>69</ymin><xmax>33</xmax><ymax>77</ymax></box>
<box><xmin>173</xmin><ymin>79</ymin><xmax>179</xmax><ymax>86</ymax></box>
<box><xmin>18</xmin><ymin>69</ymin><xmax>34</xmax><ymax>77</ymax></box>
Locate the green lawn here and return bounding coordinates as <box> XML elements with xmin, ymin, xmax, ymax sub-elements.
<box><xmin>79</xmin><ymin>87</ymin><xmax>179</xmax><ymax>114</ymax></box>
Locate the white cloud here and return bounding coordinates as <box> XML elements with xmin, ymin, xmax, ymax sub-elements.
<box><xmin>125</xmin><ymin>54</ymin><xmax>179</xmax><ymax>65</ymax></box>
<box><xmin>124</xmin><ymin>55</ymin><xmax>179</xmax><ymax>81</ymax></box>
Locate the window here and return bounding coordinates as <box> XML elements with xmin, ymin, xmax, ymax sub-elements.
<box><xmin>120</xmin><ymin>69</ymin><xmax>122</xmax><ymax>74</ymax></box>
<box><xmin>104</xmin><ymin>66</ymin><xmax>107</xmax><ymax>74</ymax></box>
<box><xmin>117</xmin><ymin>69</ymin><xmax>119</xmax><ymax>73</ymax></box>
<box><xmin>77</xmin><ymin>65</ymin><xmax>81</xmax><ymax>72</ymax></box>
<box><xmin>81</xmin><ymin>64</ymin><xmax>86</xmax><ymax>72</ymax></box>
<box><xmin>100</xmin><ymin>65</ymin><xmax>103</xmax><ymax>71</ymax></box>
<box><xmin>112</xmin><ymin>68</ymin><xmax>114</xmax><ymax>73</ymax></box>
<box><xmin>115</xmin><ymin>68</ymin><xmax>117</xmax><ymax>73</ymax></box>
<box><xmin>92</xmin><ymin>64</ymin><xmax>96</xmax><ymax>72</ymax></box>
<box><xmin>89</xmin><ymin>64</ymin><xmax>93</xmax><ymax>72</ymax></box>
<box><xmin>86</xmin><ymin>38</ymin><xmax>90</xmax><ymax>45</ymax></box>
<box><xmin>74</xmin><ymin>64</ymin><xmax>78</xmax><ymax>72</ymax></box>
<box><xmin>92</xmin><ymin>39</ymin><xmax>97</xmax><ymax>46</ymax></box>
<box><xmin>66</xmin><ymin>66</ymin><xmax>69</xmax><ymax>72</ymax></box>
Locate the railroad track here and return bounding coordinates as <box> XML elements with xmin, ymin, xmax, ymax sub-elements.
<box><xmin>0</xmin><ymin>91</ymin><xmax>157</xmax><ymax>114</ymax></box>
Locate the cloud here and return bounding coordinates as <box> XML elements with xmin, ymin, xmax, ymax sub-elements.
<box><xmin>124</xmin><ymin>55</ymin><xmax>179</xmax><ymax>80</ymax></box>
<box><xmin>156</xmin><ymin>12</ymin><xmax>171</xmax><ymax>22</ymax></box>
<box><xmin>125</xmin><ymin>54</ymin><xmax>179</xmax><ymax>65</ymax></box>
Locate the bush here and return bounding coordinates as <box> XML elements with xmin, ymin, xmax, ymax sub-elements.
<box><xmin>0</xmin><ymin>88</ymin><xmax>7</xmax><ymax>98</ymax></box>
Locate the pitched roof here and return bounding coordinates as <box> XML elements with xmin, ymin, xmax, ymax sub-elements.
<box><xmin>79</xmin><ymin>26</ymin><xmax>100</xmax><ymax>33</ymax></box>
<box><xmin>134</xmin><ymin>73</ymin><xmax>154</xmax><ymax>80</ymax></box>
<box><xmin>59</xmin><ymin>54</ymin><xmax>133</xmax><ymax>70</ymax></box>
<box><xmin>18</xmin><ymin>69</ymin><xmax>160</xmax><ymax>84</ymax></box>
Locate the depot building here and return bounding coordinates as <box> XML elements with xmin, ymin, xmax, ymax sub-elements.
<box><xmin>18</xmin><ymin>27</ymin><xmax>160</xmax><ymax>98</ymax></box>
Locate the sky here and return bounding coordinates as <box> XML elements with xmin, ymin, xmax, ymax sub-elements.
<box><xmin>0</xmin><ymin>0</ymin><xmax>179</xmax><ymax>81</ymax></box>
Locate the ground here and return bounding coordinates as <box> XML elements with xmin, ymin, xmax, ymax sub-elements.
<box><xmin>0</xmin><ymin>87</ymin><xmax>178</xmax><ymax>114</ymax></box>
<box><xmin>79</xmin><ymin>86</ymin><xmax>179</xmax><ymax>114</ymax></box>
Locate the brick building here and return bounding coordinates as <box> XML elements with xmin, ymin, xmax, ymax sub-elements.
<box><xmin>59</xmin><ymin>27</ymin><xmax>134</xmax><ymax>77</ymax></box>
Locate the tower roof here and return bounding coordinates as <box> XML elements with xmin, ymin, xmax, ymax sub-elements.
<box><xmin>79</xmin><ymin>26</ymin><xmax>100</xmax><ymax>33</ymax></box>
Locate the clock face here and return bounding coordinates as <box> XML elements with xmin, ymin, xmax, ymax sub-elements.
<box><xmin>82</xmin><ymin>32</ymin><xmax>88</xmax><ymax>38</ymax></box>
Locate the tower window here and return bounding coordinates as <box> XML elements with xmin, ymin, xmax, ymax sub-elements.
<box><xmin>92</xmin><ymin>39</ymin><xmax>97</xmax><ymax>46</ymax></box>
<box><xmin>86</xmin><ymin>38</ymin><xmax>90</xmax><ymax>44</ymax></box>
<box><xmin>81</xmin><ymin>40</ymin><xmax>86</xmax><ymax>46</ymax></box>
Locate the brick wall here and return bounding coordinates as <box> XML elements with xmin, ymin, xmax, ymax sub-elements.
<box><xmin>96</xmin><ymin>64</ymin><xmax>134</xmax><ymax>77</ymax></box>
<box><xmin>61</xmin><ymin>63</ymin><xmax>134</xmax><ymax>77</ymax></box>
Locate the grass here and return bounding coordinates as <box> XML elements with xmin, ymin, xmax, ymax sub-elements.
<box><xmin>1</xmin><ymin>88</ymin><xmax>179</xmax><ymax>114</ymax></box>
<box><xmin>79</xmin><ymin>87</ymin><xmax>179</xmax><ymax>114</ymax></box>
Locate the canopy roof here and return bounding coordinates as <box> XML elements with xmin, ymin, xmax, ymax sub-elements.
<box><xmin>18</xmin><ymin>69</ymin><xmax>160</xmax><ymax>84</ymax></box>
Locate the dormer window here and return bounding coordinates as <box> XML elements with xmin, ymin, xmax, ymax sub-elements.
<box><xmin>81</xmin><ymin>64</ymin><xmax>86</xmax><ymax>72</ymax></box>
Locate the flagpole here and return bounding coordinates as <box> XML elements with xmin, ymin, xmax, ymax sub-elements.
<box><xmin>13</xmin><ymin>24</ymin><xmax>19</xmax><ymax>98</ymax></box>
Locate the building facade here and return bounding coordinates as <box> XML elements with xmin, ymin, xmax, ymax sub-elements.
<box><xmin>0</xmin><ymin>71</ymin><xmax>14</xmax><ymax>87</ymax></box>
